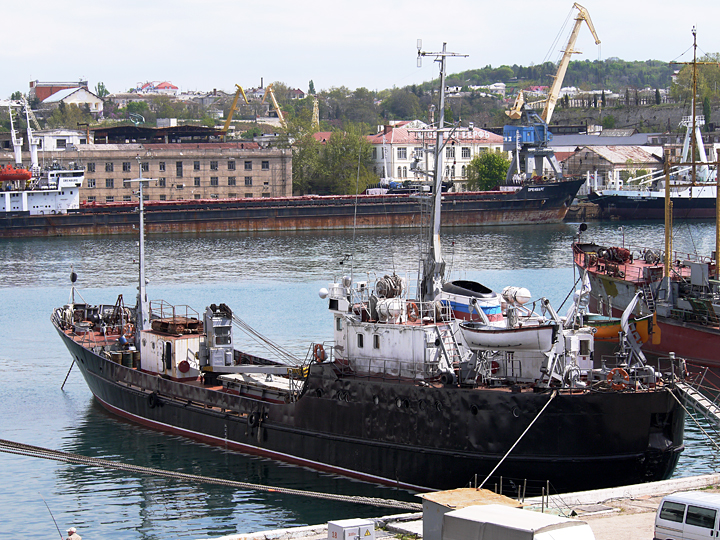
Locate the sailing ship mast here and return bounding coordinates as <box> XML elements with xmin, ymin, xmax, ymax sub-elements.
<box><xmin>416</xmin><ymin>42</ymin><xmax>467</xmax><ymax>302</ymax></box>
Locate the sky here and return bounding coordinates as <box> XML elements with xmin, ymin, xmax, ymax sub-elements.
<box><xmin>1</xmin><ymin>0</ymin><xmax>718</xmax><ymax>100</ymax></box>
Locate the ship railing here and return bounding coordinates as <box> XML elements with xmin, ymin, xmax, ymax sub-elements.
<box><xmin>683</xmin><ymin>362</ymin><xmax>720</xmax><ymax>404</ymax></box>
<box><xmin>590</xmin><ymin>353</ymin><xmax>687</xmax><ymax>390</ymax></box>
<box><xmin>578</xmin><ymin>248</ymin><xmax>716</xmax><ymax>287</ymax></box>
<box><xmin>149</xmin><ymin>300</ymin><xmax>199</xmax><ymax>322</ymax></box>
<box><xmin>108</xmin><ymin>358</ymin><xmax>302</xmax><ymax>412</ymax></box>
<box><xmin>52</xmin><ymin>308</ymin><xmax>108</xmax><ymax>348</ymax></box>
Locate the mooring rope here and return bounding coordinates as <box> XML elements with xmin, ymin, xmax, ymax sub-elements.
<box><xmin>0</xmin><ymin>438</ymin><xmax>421</xmax><ymax>511</ymax></box>
<box><xmin>478</xmin><ymin>390</ymin><xmax>558</xmax><ymax>489</ymax></box>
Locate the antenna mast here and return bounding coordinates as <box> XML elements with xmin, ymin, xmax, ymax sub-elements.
<box><xmin>134</xmin><ymin>156</ymin><xmax>150</xmax><ymax>346</ymax></box>
<box><xmin>416</xmin><ymin>41</ymin><xmax>467</xmax><ymax>302</ymax></box>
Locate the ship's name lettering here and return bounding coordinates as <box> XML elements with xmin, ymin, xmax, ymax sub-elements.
<box><xmin>528</xmin><ymin>187</ymin><xmax>545</xmax><ymax>192</ymax></box>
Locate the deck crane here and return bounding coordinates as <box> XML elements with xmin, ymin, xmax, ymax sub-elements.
<box><xmin>261</xmin><ymin>83</ymin><xmax>286</xmax><ymax>128</ymax></box>
<box><xmin>503</xmin><ymin>3</ymin><xmax>600</xmax><ymax>184</ymax></box>
<box><xmin>22</xmin><ymin>96</ymin><xmax>42</xmax><ymax>131</ymax></box>
<box><xmin>221</xmin><ymin>84</ymin><xmax>249</xmax><ymax>141</ymax></box>
<box><xmin>7</xmin><ymin>104</ymin><xmax>23</xmax><ymax>167</ymax></box>
<box><xmin>23</xmin><ymin>100</ymin><xmax>40</xmax><ymax>176</ymax></box>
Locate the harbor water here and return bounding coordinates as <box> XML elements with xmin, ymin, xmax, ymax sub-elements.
<box><xmin>1</xmin><ymin>220</ymin><xmax>719</xmax><ymax>539</ymax></box>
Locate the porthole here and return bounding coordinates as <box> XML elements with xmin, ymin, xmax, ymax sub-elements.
<box><xmin>470</xmin><ymin>405</ymin><xmax>479</xmax><ymax>416</ymax></box>
<box><xmin>373</xmin><ymin>396</ymin><xmax>379</xmax><ymax>405</ymax></box>
<box><xmin>315</xmin><ymin>388</ymin><xmax>323</xmax><ymax>398</ymax></box>
<box><xmin>396</xmin><ymin>398</ymin><xmax>403</xmax><ymax>408</ymax></box>
<box><xmin>435</xmin><ymin>401</ymin><xmax>443</xmax><ymax>411</ymax></box>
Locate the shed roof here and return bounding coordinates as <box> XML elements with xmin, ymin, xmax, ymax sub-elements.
<box><xmin>420</xmin><ymin>488</ymin><xmax>521</xmax><ymax>509</ymax></box>
<box><xmin>42</xmin><ymin>87</ymin><xmax>84</xmax><ymax>103</ymax></box>
<box><xmin>580</xmin><ymin>145</ymin><xmax>664</xmax><ymax>164</ymax></box>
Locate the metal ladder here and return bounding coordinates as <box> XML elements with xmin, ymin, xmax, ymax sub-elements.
<box><xmin>641</xmin><ymin>282</ymin><xmax>656</xmax><ymax>312</ymax></box>
<box><xmin>436</xmin><ymin>324</ymin><xmax>463</xmax><ymax>368</ymax></box>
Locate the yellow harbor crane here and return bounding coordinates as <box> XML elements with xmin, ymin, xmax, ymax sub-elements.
<box><xmin>502</xmin><ymin>3</ymin><xmax>600</xmax><ymax>184</ymax></box>
<box><xmin>506</xmin><ymin>3</ymin><xmax>599</xmax><ymax>123</ymax></box>
<box><xmin>311</xmin><ymin>96</ymin><xmax>319</xmax><ymax>131</ymax></box>
<box><xmin>543</xmin><ymin>3</ymin><xmax>600</xmax><ymax>123</ymax></box>
<box><xmin>221</xmin><ymin>84</ymin><xmax>249</xmax><ymax>141</ymax></box>
<box><xmin>261</xmin><ymin>83</ymin><xmax>286</xmax><ymax>128</ymax></box>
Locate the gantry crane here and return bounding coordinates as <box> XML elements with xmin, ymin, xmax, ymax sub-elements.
<box><xmin>503</xmin><ymin>3</ymin><xmax>600</xmax><ymax>183</ymax></box>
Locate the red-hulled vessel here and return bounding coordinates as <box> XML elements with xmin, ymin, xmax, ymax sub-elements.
<box><xmin>573</xmin><ymin>241</ymin><xmax>720</xmax><ymax>369</ymax></box>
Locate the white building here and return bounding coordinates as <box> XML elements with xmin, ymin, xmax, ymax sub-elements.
<box><xmin>32</xmin><ymin>129</ymin><xmax>93</xmax><ymax>150</ymax></box>
<box><xmin>366</xmin><ymin>121</ymin><xmax>505</xmax><ymax>191</ymax></box>
<box><xmin>136</xmin><ymin>81</ymin><xmax>179</xmax><ymax>95</ymax></box>
<box><xmin>108</xmin><ymin>92</ymin><xmax>154</xmax><ymax>108</ymax></box>
<box><xmin>42</xmin><ymin>87</ymin><xmax>104</xmax><ymax>117</ymax></box>
<box><xmin>469</xmin><ymin>82</ymin><xmax>506</xmax><ymax>97</ymax></box>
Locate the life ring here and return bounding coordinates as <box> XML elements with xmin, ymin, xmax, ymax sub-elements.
<box><xmin>248</xmin><ymin>411</ymin><xmax>259</xmax><ymax>427</ymax></box>
<box><xmin>313</xmin><ymin>344</ymin><xmax>326</xmax><ymax>363</ymax></box>
<box><xmin>607</xmin><ymin>367</ymin><xmax>629</xmax><ymax>391</ymax></box>
<box><xmin>407</xmin><ymin>302</ymin><xmax>419</xmax><ymax>322</ymax></box>
<box><xmin>123</xmin><ymin>323</ymin><xmax>135</xmax><ymax>337</ymax></box>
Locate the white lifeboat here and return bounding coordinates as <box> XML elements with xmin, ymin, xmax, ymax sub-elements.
<box><xmin>459</xmin><ymin>321</ymin><xmax>557</xmax><ymax>352</ymax></box>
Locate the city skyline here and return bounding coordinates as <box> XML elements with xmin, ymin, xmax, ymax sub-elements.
<box><xmin>2</xmin><ymin>0</ymin><xmax>718</xmax><ymax>100</ymax></box>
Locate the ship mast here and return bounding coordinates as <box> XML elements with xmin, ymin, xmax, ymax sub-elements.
<box><xmin>416</xmin><ymin>42</ymin><xmax>467</xmax><ymax>302</ymax></box>
<box><xmin>134</xmin><ymin>156</ymin><xmax>150</xmax><ymax>346</ymax></box>
<box><xmin>691</xmin><ymin>27</ymin><xmax>698</xmax><ymax>185</ymax></box>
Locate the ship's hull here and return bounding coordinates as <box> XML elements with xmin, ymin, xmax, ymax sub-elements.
<box><xmin>3</xmin><ymin>179</ymin><xmax>583</xmax><ymax>238</ymax></box>
<box><xmin>579</xmin><ymin>266</ymin><xmax>720</xmax><ymax>368</ymax></box>
<box><xmin>588</xmin><ymin>189</ymin><xmax>716</xmax><ymax>220</ymax></box>
<box><xmin>55</xmin><ymin>318</ymin><xmax>683</xmax><ymax>495</ymax></box>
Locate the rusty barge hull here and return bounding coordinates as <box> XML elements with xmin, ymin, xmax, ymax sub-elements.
<box><xmin>1</xmin><ymin>178</ymin><xmax>583</xmax><ymax>237</ymax></box>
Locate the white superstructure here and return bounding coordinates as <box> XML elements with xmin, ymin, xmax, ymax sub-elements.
<box><xmin>1</xmin><ymin>166</ymin><xmax>84</xmax><ymax>215</ymax></box>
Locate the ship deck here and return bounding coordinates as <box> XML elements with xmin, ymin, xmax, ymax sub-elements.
<box><xmin>572</xmin><ymin>242</ymin><xmax>712</xmax><ymax>285</ymax></box>
<box><xmin>64</xmin><ymin>326</ymin><xmax>667</xmax><ymax>397</ymax></box>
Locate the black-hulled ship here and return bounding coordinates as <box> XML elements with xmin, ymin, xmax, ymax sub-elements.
<box><xmin>52</xmin><ymin>44</ymin><xmax>684</xmax><ymax>496</ymax></box>
<box><xmin>587</xmin><ymin>29</ymin><xmax>717</xmax><ymax>221</ymax></box>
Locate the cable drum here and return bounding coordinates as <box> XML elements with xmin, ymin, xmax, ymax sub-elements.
<box><xmin>375</xmin><ymin>275</ymin><xmax>404</xmax><ymax>299</ymax></box>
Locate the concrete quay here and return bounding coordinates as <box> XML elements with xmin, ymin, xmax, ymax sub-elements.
<box><xmin>201</xmin><ymin>474</ymin><xmax>720</xmax><ymax>540</ymax></box>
